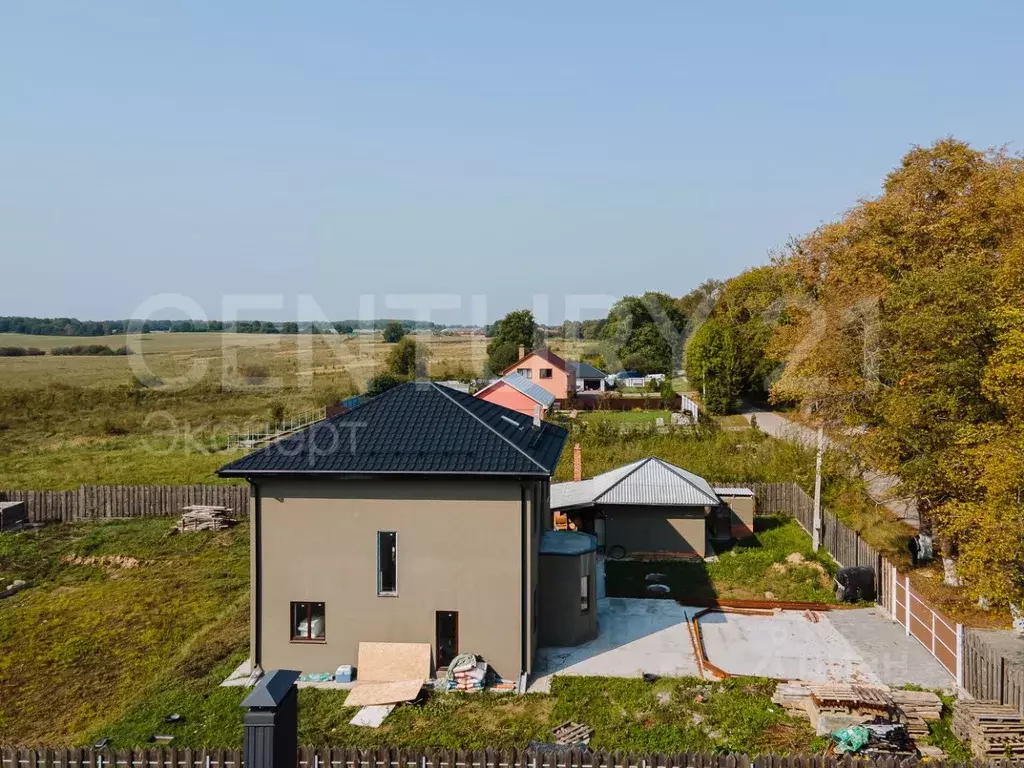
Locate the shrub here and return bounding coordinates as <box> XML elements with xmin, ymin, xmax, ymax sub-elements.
<box><xmin>50</xmin><ymin>345</ymin><xmax>130</xmax><ymax>356</ymax></box>
<box><xmin>0</xmin><ymin>346</ymin><xmax>45</xmax><ymax>356</ymax></box>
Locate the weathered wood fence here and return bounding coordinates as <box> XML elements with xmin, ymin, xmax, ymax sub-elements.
<box><xmin>0</xmin><ymin>485</ymin><xmax>249</xmax><ymax>523</ymax></box>
<box><xmin>963</xmin><ymin>629</ymin><xmax>1024</xmax><ymax>716</ymax></box>
<box><xmin>2</xmin><ymin>746</ymin><xmax>1023</xmax><ymax>768</ymax></box>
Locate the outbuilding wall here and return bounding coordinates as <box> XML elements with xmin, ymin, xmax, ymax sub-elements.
<box><xmin>599</xmin><ymin>504</ymin><xmax>707</xmax><ymax>557</ymax></box>
<box><xmin>538</xmin><ymin>550</ymin><xmax>598</xmax><ymax>647</ymax></box>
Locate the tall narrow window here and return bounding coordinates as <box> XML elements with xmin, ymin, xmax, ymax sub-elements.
<box><xmin>378</xmin><ymin>531</ymin><xmax>397</xmax><ymax>595</ymax></box>
<box><xmin>291</xmin><ymin>601</ymin><xmax>326</xmax><ymax>641</ymax></box>
<box><xmin>580</xmin><ymin>575</ymin><xmax>590</xmax><ymax>613</ymax></box>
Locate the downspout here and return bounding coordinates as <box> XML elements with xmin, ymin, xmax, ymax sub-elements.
<box><xmin>253</xmin><ymin>481</ymin><xmax>263</xmax><ymax>673</ymax></box>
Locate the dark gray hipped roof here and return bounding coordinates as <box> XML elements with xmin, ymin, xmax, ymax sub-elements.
<box><xmin>567</xmin><ymin>361</ymin><xmax>607</xmax><ymax>379</ymax></box>
<box><xmin>217</xmin><ymin>381</ymin><xmax>568</xmax><ymax>478</ymax></box>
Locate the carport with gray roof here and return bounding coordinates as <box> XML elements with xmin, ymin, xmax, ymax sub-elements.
<box><xmin>551</xmin><ymin>457</ymin><xmax>721</xmax><ymax>558</ymax></box>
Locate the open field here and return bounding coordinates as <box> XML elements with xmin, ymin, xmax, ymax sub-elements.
<box><xmin>0</xmin><ymin>332</ymin><xmax>589</xmax><ymax>488</ymax></box>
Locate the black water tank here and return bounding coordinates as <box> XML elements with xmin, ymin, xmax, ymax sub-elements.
<box><xmin>835</xmin><ymin>565</ymin><xmax>876</xmax><ymax>602</ymax></box>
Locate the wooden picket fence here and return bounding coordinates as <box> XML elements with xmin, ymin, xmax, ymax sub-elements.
<box><xmin>0</xmin><ymin>485</ymin><xmax>250</xmax><ymax>523</ymax></box>
<box><xmin>2</xmin><ymin>746</ymin><xmax>1023</xmax><ymax>768</ymax></box>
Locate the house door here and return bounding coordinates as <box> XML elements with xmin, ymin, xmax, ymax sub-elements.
<box><xmin>436</xmin><ymin>611</ymin><xmax>458</xmax><ymax>669</ymax></box>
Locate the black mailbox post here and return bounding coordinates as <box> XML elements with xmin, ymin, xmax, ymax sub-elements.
<box><xmin>242</xmin><ymin>669</ymin><xmax>301</xmax><ymax>768</ymax></box>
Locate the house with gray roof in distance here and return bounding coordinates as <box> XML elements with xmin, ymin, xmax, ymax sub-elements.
<box><xmin>218</xmin><ymin>381</ymin><xmax>603</xmax><ymax>684</ymax></box>
<box><xmin>567</xmin><ymin>360</ymin><xmax>609</xmax><ymax>392</ymax></box>
<box><xmin>550</xmin><ymin>457</ymin><xmax>756</xmax><ymax>558</ymax></box>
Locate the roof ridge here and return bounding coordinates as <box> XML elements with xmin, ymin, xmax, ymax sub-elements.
<box><xmin>429</xmin><ymin>382</ymin><xmax>549</xmax><ymax>473</ymax></box>
<box><xmin>654</xmin><ymin>458</ymin><xmax>720</xmax><ymax>504</ymax></box>
<box><xmin>594</xmin><ymin>456</ymin><xmax>654</xmax><ymax>502</ymax></box>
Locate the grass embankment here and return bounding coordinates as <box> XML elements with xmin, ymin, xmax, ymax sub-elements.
<box><xmin>0</xmin><ymin>518</ymin><xmax>249</xmax><ymax>744</ymax></box>
<box><xmin>606</xmin><ymin>515</ymin><xmax>838</xmax><ymax>604</ymax></box>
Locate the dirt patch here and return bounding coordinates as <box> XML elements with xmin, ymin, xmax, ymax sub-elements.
<box><xmin>63</xmin><ymin>554</ymin><xmax>144</xmax><ymax>569</ymax></box>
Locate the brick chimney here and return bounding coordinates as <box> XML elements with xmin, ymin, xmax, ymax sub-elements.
<box><xmin>573</xmin><ymin>443</ymin><xmax>582</xmax><ymax>482</ymax></box>
<box><xmin>518</xmin><ymin>344</ymin><xmax>526</xmax><ymax>360</ymax></box>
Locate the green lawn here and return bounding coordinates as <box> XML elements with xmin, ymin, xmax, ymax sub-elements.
<box><xmin>606</xmin><ymin>515</ymin><xmax>838</xmax><ymax>603</ymax></box>
<box><xmin>91</xmin><ymin>672</ymin><xmax>822</xmax><ymax>754</ymax></box>
<box><xmin>576</xmin><ymin>409</ymin><xmax>675</xmax><ymax>425</ymax></box>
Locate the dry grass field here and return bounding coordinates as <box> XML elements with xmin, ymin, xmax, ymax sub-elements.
<box><xmin>0</xmin><ymin>332</ymin><xmax>588</xmax><ymax>488</ymax></box>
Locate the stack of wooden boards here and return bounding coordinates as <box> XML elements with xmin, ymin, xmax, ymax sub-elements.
<box><xmin>176</xmin><ymin>506</ymin><xmax>236</xmax><ymax>532</ymax></box>
<box><xmin>952</xmin><ymin>700</ymin><xmax>1024</xmax><ymax>760</ymax></box>
<box><xmin>772</xmin><ymin>681</ymin><xmax>943</xmax><ymax>743</ymax></box>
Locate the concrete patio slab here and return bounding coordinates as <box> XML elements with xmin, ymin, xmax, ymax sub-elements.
<box><xmin>530</xmin><ymin>598</ymin><xmax>699</xmax><ymax>692</ymax></box>
<box><xmin>698</xmin><ymin>609</ymin><xmax>881</xmax><ymax>683</ymax></box>
<box><xmin>827</xmin><ymin>607</ymin><xmax>954</xmax><ymax>689</ymax></box>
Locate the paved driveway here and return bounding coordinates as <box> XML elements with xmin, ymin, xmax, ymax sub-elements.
<box><xmin>530</xmin><ymin>599</ymin><xmax>954</xmax><ymax>692</ymax></box>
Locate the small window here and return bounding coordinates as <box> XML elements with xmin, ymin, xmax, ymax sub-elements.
<box><xmin>539</xmin><ymin>368</ymin><xmax>553</xmax><ymax>379</ymax></box>
<box><xmin>378</xmin><ymin>531</ymin><xmax>398</xmax><ymax>595</ymax></box>
<box><xmin>517</xmin><ymin>368</ymin><xmax>532</xmax><ymax>379</ymax></box>
<box><xmin>580</xmin><ymin>576</ymin><xmax>590</xmax><ymax>613</ymax></box>
<box><xmin>291</xmin><ymin>601</ymin><xmax>326</xmax><ymax>641</ymax></box>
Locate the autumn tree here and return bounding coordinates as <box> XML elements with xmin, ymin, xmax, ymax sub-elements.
<box><xmin>771</xmin><ymin>138</ymin><xmax>1024</xmax><ymax>605</ymax></box>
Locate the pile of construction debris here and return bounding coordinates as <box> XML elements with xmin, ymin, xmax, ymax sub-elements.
<box><xmin>437</xmin><ymin>654</ymin><xmax>516</xmax><ymax>693</ymax></box>
<box><xmin>773</xmin><ymin>681</ymin><xmax>944</xmax><ymax>757</ymax></box>
<box><xmin>952</xmin><ymin>699</ymin><xmax>1024</xmax><ymax>760</ymax></box>
<box><xmin>173</xmin><ymin>506</ymin><xmax>236</xmax><ymax>533</ymax></box>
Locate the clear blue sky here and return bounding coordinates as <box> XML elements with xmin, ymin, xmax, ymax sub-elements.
<box><xmin>2</xmin><ymin>2</ymin><xmax>1022</xmax><ymax>323</ymax></box>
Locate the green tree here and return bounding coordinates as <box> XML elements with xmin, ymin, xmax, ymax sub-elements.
<box><xmin>333</xmin><ymin>322</ymin><xmax>354</xmax><ymax>335</ymax></box>
<box><xmin>386</xmin><ymin>336</ymin><xmax>430</xmax><ymax>378</ymax></box>
<box><xmin>365</xmin><ymin>372</ymin><xmax>406</xmax><ymax>397</ymax></box>
<box><xmin>281</xmin><ymin>322</ymin><xmax>299</xmax><ymax>334</ymax></box>
<box><xmin>486</xmin><ymin>309</ymin><xmax>538</xmax><ymax>374</ymax></box>
<box><xmin>686</xmin><ymin>318</ymin><xmax>743</xmax><ymax>414</ymax></box>
<box><xmin>619</xmin><ymin>324</ymin><xmax>673</xmax><ymax>375</ymax></box>
<box><xmin>382</xmin><ymin>320</ymin><xmax>407</xmax><ymax>343</ymax></box>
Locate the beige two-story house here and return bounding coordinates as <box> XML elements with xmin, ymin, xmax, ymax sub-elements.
<box><xmin>218</xmin><ymin>381</ymin><xmax>577</xmax><ymax>681</ymax></box>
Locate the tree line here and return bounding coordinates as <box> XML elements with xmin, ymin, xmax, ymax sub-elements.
<box><xmin>0</xmin><ymin>317</ymin><xmax>443</xmax><ymax>336</ymax></box>
<box><xmin>683</xmin><ymin>138</ymin><xmax>1024</xmax><ymax>608</ymax></box>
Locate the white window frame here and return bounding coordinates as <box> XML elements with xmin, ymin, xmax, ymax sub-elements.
<box><xmin>377</xmin><ymin>531</ymin><xmax>398</xmax><ymax>596</ymax></box>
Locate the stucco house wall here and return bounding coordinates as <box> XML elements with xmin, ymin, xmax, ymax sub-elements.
<box><xmin>253</xmin><ymin>477</ymin><xmax>543</xmax><ymax>679</ymax></box>
<box><xmin>507</xmin><ymin>353</ymin><xmax>575</xmax><ymax>399</ymax></box>
<box><xmin>475</xmin><ymin>381</ymin><xmax>548</xmax><ymax>417</ymax></box>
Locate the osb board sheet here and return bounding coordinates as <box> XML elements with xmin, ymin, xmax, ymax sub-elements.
<box><xmin>357</xmin><ymin>642</ymin><xmax>431</xmax><ymax>682</ymax></box>
<box><xmin>345</xmin><ymin>680</ymin><xmax>424</xmax><ymax>707</ymax></box>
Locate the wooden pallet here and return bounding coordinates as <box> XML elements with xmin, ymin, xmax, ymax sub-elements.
<box><xmin>952</xmin><ymin>699</ymin><xmax>1024</xmax><ymax>760</ymax></box>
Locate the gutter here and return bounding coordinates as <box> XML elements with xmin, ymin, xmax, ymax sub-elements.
<box><xmin>519</xmin><ymin>483</ymin><xmax>528</xmax><ymax>683</ymax></box>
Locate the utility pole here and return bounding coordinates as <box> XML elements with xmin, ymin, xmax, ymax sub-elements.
<box><xmin>812</xmin><ymin>422</ymin><xmax>824</xmax><ymax>551</ymax></box>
